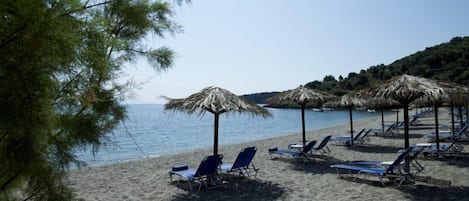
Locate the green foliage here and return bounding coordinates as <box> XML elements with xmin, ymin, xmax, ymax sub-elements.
<box><xmin>242</xmin><ymin>92</ymin><xmax>279</xmax><ymax>104</ymax></box>
<box><xmin>0</xmin><ymin>0</ymin><xmax>182</xmax><ymax>200</ymax></box>
<box><xmin>307</xmin><ymin>36</ymin><xmax>469</xmax><ymax>95</ymax></box>
<box><xmin>247</xmin><ymin>36</ymin><xmax>469</xmax><ymax>104</ymax></box>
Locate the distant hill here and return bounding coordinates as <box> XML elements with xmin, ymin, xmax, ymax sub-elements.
<box><xmin>242</xmin><ymin>92</ymin><xmax>279</xmax><ymax>104</ymax></box>
<box><xmin>244</xmin><ymin>36</ymin><xmax>469</xmax><ymax>104</ymax></box>
<box><xmin>305</xmin><ymin>36</ymin><xmax>469</xmax><ymax>93</ymax></box>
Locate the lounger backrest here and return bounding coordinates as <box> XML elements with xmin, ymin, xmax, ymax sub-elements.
<box><xmin>407</xmin><ymin>147</ymin><xmax>424</xmax><ymax>161</ymax></box>
<box><xmin>456</xmin><ymin>125</ymin><xmax>469</xmax><ymax>137</ymax></box>
<box><xmin>316</xmin><ymin>135</ymin><xmax>332</xmax><ymax>150</ymax></box>
<box><xmin>385</xmin><ymin>123</ymin><xmax>396</xmax><ymax>132</ymax></box>
<box><xmin>232</xmin><ymin>147</ymin><xmax>257</xmax><ymax>169</ymax></box>
<box><xmin>352</xmin><ymin>128</ymin><xmax>366</xmax><ymax>140</ymax></box>
<box><xmin>410</xmin><ymin>115</ymin><xmax>418</xmax><ymax>122</ymax></box>
<box><xmin>386</xmin><ymin>147</ymin><xmax>415</xmax><ymax>172</ymax></box>
<box><xmin>195</xmin><ymin>155</ymin><xmax>223</xmax><ymax>177</ymax></box>
<box><xmin>302</xmin><ymin>140</ymin><xmax>317</xmax><ymax>154</ymax></box>
<box><xmin>360</xmin><ymin>129</ymin><xmax>372</xmax><ymax>139</ymax></box>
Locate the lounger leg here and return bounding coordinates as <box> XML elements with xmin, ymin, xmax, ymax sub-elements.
<box><xmin>251</xmin><ymin>163</ymin><xmax>259</xmax><ymax>178</ymax></box>
<box><xmin>334</xmin><ymin>168</ymin><xmax>344</xmax><ymax>178</ymax></box>
<box><xmin>187</xmin><ymin>179</ymin><xmax>194</xmax><ymax>193</ymax></box>
<box><xmin>169</xmin><ymin>173</ymin><xmax>183</xmax><ymax>185</ymax></box>
<box><xmin>378</xmin><ymin>176</ymin><xmax>385</xmax><ymax>187</ymax></box>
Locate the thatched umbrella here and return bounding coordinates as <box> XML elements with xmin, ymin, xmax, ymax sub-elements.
<box><xmin>413</xmin><ymin>80</ymin><xmax>469</xmax><ymax>151</ymax></box>
<box><xmin>360</xmin><ymin>94</ymin><xmax>402</xmax><ymax>136</ymax></box>
<box><xmin>325</xmin><ymin>92</ymin><xmax>366</xmax><ymax>145</ymax></box>
<box><xmin>366</xmin><ymin>74</ymin><xmax>456</xmax><ymax>170</ymax></box>
<box><xmin>163</xmin><ymin>86</ymin><xmax>271</xmax><ymax>155</ymax></box>
<box><xmin>266</xmin><ymin>85</ymin><xmax>335</xmax><ymax>146</ymax></box>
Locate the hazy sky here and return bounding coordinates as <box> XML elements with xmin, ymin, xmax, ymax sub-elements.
<box><xmin>124</xmin><ymin>0</ymin><xmax>469</xmax><ymax>103</ymax></box>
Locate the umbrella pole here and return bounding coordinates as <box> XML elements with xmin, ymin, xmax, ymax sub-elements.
<box><xmin>461</xmin><ymin>105</ymin><xmax>469</xmax><ymax>126</ymax></box>
<box><xmin>466</xmin><ymin>104</ymin><xmax>469</xmax><ymax>126</ymax></box>
<box><xmin>459</xmin><ymin>106</ymin><xmax>463</xmax><ymax>128</ymax></box>
<box><xmin>301</xmin><ymin>105</ymin><xmax>306</xmax><ymax>146</ymax></box>
<box><xmin>403</xmin><ymin>103</ymin><xmax>410</xmax><ymax>172</ymax></box>
<box><xmin>434</xmin><ymin>104</ymin><xmax>440</xmax><ymax>152</ymax></box>
<box><xmin>451</xmin><ymin>102</ymin><xmax>455</xmax><ymax>134</ymax></box>
<box><xmin>349</xmin><ymin>106</ymin><xmax>354</xmax><ymax>146</ymax></box>
<box><xmin>381</xmin><ymin>109</ymin><xmax>385</xmax><ymax>136</ymax></box>
<box><xmin>214</xmin><ymin>113</ymin><xmax>219</xmax><ymax>156</ymax></box>
<box><xmin>396</xmin><ymin>109</ymin><xmax>399</xmax><ymax>126</ymax></box>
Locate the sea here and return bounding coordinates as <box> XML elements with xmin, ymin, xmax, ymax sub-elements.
<box><xmin>75</xmin><ymin>104</ymin><xmax>385</xmax><ymax>166</ymax></box>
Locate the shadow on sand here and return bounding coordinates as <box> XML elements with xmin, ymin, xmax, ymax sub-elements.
<box><xmin>344</xmin><ymin>144</ymin><xmax>402</xmax><ymax>154</ymax></box>
<box><xmin>333</xmin><ymin>170</ymin><xmax>467</xmax><ymax>201</ymax></box>
<box><xmin>270</xmin><ymin>154</ymin><xmax>343</xmax><ymax>175</ymax></box>
<box><xmin>290</xmin><ymin>155</ymin><xmax>343</xmax><ymax>174</ymax></box>
<box><xmin>420</xmin><ymin>153</ymin><xmax>469</xmax><ymax>168</ymax></box>
<box><xmin>170</xmin><ymin>176</ymin><xmax>285</xmax><ymax>201</ymax></box>
<box><xmin>379</xmin><ymin>133</ymin><xmax>426</xmax><ymax>139</ymax></box>
<box><xmin>399</xmin><ymin>184</ymin><xmax>469</xmax><ymax>201</ymax></box>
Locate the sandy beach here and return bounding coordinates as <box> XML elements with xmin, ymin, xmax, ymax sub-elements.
<box><xmin>67</xmin><ymin>108</ymin><xmax>469</xmax><ymax>201</ymax></box>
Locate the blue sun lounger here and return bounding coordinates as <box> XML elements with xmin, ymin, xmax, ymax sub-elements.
<box><xmin>330</xmin><ymin>147</ymin><xmax>415</xmax><ymax>186</ymax></box>
<box><xmin>331</xmin><ymin>128</ymin><xmax>371</xmax><ymax>145</ymax></box>
<box><xmin>220</xmin><ymin>146</ymin><xmax>259</xmax><ymax>178</ymax></box>
<box><xmin>268</xmin><ymin>140</ymin><xmax>317</xmax><ymax>161</ymax></box>
<box><xmin>310</xmin><ymin>135</ymin><xmax>332</xmax><ymax>154</ymax></box>
<box><xmin>169</xmin><ymin>155</ymin><xmax>223</xmax><ymax>193</ymax></box>
<box><xmin>425</xmin><ymin>124</ymin><xmax>468</xmax><ymax>141</ymax></box>
<box><xmin>351</xmin><ymin>147</ymin><xmax>425</xmax><ymax>176</ymax></box>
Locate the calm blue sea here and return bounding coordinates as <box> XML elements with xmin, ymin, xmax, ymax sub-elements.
<box><xmin>75</xmin><ymin>104</ymin><xmax>384</xmax><ymax>166</ymax></box>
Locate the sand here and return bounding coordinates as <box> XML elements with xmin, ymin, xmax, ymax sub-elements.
<box><xmin>67</xmin><ymin>108</ymin><xmax>469</xmax><ymax>201</ymax></box>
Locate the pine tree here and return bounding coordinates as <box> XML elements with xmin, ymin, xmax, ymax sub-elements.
<box><xmin>0</xmin><ymin>0</ymin><xmax>184</xmax><ymax>200</ymax></box>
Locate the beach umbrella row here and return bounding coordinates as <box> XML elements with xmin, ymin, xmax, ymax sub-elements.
<box><xmin>162</xmin><ymin>75</ymin><xmax>469</xmax><ymax>163</ymax></box>
<box><xmin>363</xmin><ymin>74</ymin><xmax>469</xmax><ymax>171</ymax></box>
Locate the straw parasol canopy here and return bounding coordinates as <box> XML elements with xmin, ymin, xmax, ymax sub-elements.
<box><xmin>367</xmin><ymin>97</ymin><xmax>402</xmax><ymax>135</ymax></box>
<box><xmin>354</xmin><ymin>89</ymin><xmax>403</xmax><ymax>136</ymax></box>
<box><xmin>366</xmin><ymin>74</ymin><xmax>461</xmax><ymax>170</ymax></box>
<box><xmin>325</xmin><ymin>92</ymin><xmax>367</xmax><ymax>145</ymax></box>
<box><xmin>266</xmin><ymin>85</ymin><xmax>335</xmax><ymax>146</ymax></box>
<box><xmin>367</xmin><ymin>74</ymin><xmax>449</xmax><ymax>144</ymax></box>
<box><xmin>163</xmin><ymin>86</ymin><xmax>271</xmax><ymax>155</ymax></box>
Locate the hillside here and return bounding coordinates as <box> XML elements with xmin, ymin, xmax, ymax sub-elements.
<box><xmin>244</xmin><ymin>36</ymin><xmax>469</xmax><ymax>104</ymax></box>
<box><xmin>242</xmin><ymin>92</ymin><xmax>279</xmax><ymax>104</ymax></box>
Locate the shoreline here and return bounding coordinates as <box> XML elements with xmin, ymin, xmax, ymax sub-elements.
<box><xmin>67</xmin><ymin>109</ymin><xmax>469</xmax><ymax>200</ymax></box>
<box><xmin>77</xmin><ymin>104</ymin><xmax>384</xmax><ymax>167</ymax></box>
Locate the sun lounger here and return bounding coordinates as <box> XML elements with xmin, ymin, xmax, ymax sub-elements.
<box><xmin>425</xmin><ymin>124</ymin><xmax>468</xmax><ymax>141</ymax></box>
<box><xmin>169</xmin><ymin>155</ymin><xmax>223</xmax><ymax>193</ymax></box>
<box><xmin>310</xmin><ymin>135</ymin><xmax>332</xmax><ymax>154</ymax></box>
<box><xmin>409</xmin><ymin>115</ymin><xmax>421</xmax><ymax>126</ymax></box>
<box><xmin>330</xmin><ymin>147</ymin><xmax>415</xmax><ymax>186</ymax></box>
<box><xmin>416</xmin><ymin>125</ymin><xmax>468</xmax><ymax>157</ymax></box>
<box><xmin>351</xmin><ymin>147</ymin><xmax>425</xmax><ymax>176</ymax></box>
<box><xmin>220</xmin><ymin>146</ymin><xmax>259</xmax><ymax>178</ymax></box>
<box><xmin>268</xmin><ymin>140</ymin><xmax>317</xmax><ymax>162</ymax></box>
<box><xmin>331</xmin><ymin>128</ymin><xmax>371</xmax><ymax>145</ymax></box>
<box><xmin>413</xmin><ymin>141</ymin><xmax>464</xmax><ymax>157</ymax></box>
<box><xmin>372</xmin><ymin>123</ymin><xmax>397</xmax><ymax>136</ymax></box>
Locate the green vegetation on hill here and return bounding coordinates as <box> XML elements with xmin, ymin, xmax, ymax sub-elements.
<box><xmin>242</xmin><ymin>92</ymin><xmax>279</xmax><ymax>104</ymax></box>
<box><xmin>306</xmin><ymin>36</ymin><xmax>469</xmax><ymax>94</ymax></box>
<box><xmin>244</xmin><ymin>36</ymin><xmax>469</xmax><ymax>104</ymax></box>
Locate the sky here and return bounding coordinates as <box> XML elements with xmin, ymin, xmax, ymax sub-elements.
<box><xmin>124</xmin><ymin>0</ymin><xmax>469</xmax><ymax>104</ymax></box>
